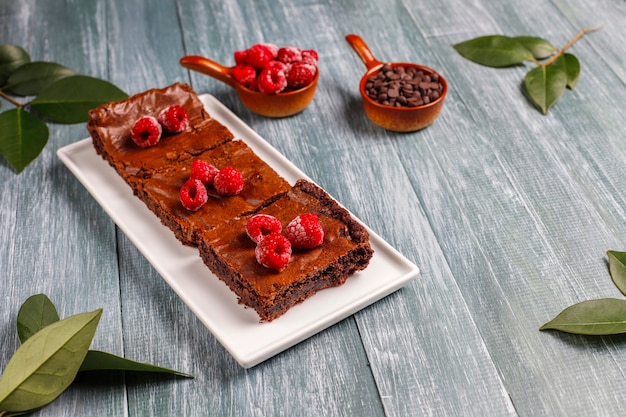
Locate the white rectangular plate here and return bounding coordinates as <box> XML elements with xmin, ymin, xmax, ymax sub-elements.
<box><xmin>57</xmin><ymin>94</ymin><xmax>419</xmax><ymax>368</ymax></box>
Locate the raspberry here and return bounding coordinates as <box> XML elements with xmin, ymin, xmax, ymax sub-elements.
<box><xmin>257</xmin><ymin>66</ymin><xmax>287</xmax><ymax>94</ymax></box>
<box><xmin>247</xmin><ymin>78</ymin><xmax>259</xmax><ymax>92</ymax></box>
<box><xmin>233</xmin><ymin>64</ymin><xmax>257</xmax><ymax>88</ymax></box>
<box><xmin>286</xmin><ymin>63</ymin><xmax>316</xmax><ymax>88</ymax></box>
<box><xmin>267</xmin><ymin>60</ymin><xmax>288</xmax><ymax>72</ymax></box>
<box><xmin>301</xmin><ymin>49</ymin><xmax>319</xmax><ymax>66</ymax></box>
<box><xmin>284</xmin><ymin>213</ymin><xmax>324</xmax><ymax>249</ymax></box>
<box><xmin>131</xmin><ymin>116</ymin><xmax>162</xmax><ymax>148</ymax></box>
<box><xmin>190</xmin><ymin>159</ymin><xmax>219</xmax><ymax>185</ymax></box>
<box><xmin>213</xmin><ymin>166</ymin><xmax>244</xmax><ymax>195</ymax></box>
<box><xmin>179</xmin><ymin>178</ymin><xmax>208</xmax><ymax>211</ymax></box>
<box><xmin>246</xmin><ymin>214</ymin><xmax>282</xmax><ymax>244</ymax></box>
<box><xmin>276</xmin><ymin>46</ymin><xmax>302</xmax><ymax>64</ymax></box>
<box><xmin>263</xmin><ymin>43</ymin><xmax>279</xmax><ymax>57</ymax></box>
<box><xmin>234</xmin><ymin>49</ymin><xmax>248</xmax><ymax>65</ymax></box>
<box><xmin>158</xmin><ymin>105</ymin><xmax>189</xmax><ymax>133</ymax></box>
<box><xmin>255</xmin><ymin>232</ymin><xmax>292</xmax><ymax>271</ymax></box>
<box><xmin>246</xmin><ymin>44</ymin><xmax>275</xmax><ymax>69</ymax></box>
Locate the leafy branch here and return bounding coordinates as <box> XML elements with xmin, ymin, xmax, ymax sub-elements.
<box><xmin>541</xmin><ymin>251</ymin><xmax>626</xmax><ymax>335</ymax></box>
<box><xmin>0</xmin><ymin>44</ymin><xmax>128</xmax><ymax>174</ymax></box>
<box><xmin>538</xmin><ymin>27</ymin><xmax>598</xmax><ymax>67</ymax></box>
<box><xmin>452</xmin><ymin>27</ymin><xmax>600</xmax><ymax>114</ymax></box>
<box><xmin>0</xmin><ymin>294</ymin><xmax>192</xmax><ymax>416</ymax></box>
<box><xmin>0</xmin><ymin>89</ymin><xmax>21</xmax><ymax>107</ymax></box>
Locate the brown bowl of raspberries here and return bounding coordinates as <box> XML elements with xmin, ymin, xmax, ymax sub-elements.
<box><xmin>180</xmin><ymin>43</ymin><xmax>319</xmax><ymax>118</ymax></box>
<box><xmin>345</xmin><ymin>34</ymin><xmax>447</xmax><ymax>132</ymax></box>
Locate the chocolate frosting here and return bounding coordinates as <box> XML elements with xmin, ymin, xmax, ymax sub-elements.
<box><xmin>88</xmin><ymin>82</ymin><xmax>233</xmax><ymax>178</ymax></box>
<box><xmin>202</xmin><ymin>180</ymin><xmax>372</xmax><ymax>298</ymax></box>
<box><xmin>140</xmin><ymin>140</ymin><xmax>291</xmax><ymax>245</ymax></box>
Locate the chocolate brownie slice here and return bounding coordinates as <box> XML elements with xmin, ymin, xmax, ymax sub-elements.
<box><xmin>136</xmin><ymin>140</ymin><xmax>291</xmax><ymax>246</ymax></box>
<box><xmin>198</xmin><ymin>179</ymin><xmax>374</xmax><ymax>322</ymax></box>
<box><xmin>88</xmin><ymin>82</ymin><xmax>233</xmax><ymax>181</ymax></box>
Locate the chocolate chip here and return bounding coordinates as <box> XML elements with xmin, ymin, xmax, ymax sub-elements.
<box><xmin>364</xmin><ymin>63</ymin><xmax>443</xmax><ymax>108</ymax></box>
<box><xmin>387</xmin><ymin>88</ymin><xmax>399</xmax><ymax>98</ymax></box>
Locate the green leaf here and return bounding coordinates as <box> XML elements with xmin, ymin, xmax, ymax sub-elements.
<box><xmin>523</xmin><ymin>54</ymin><xmax>567</xmax><ymax>114</ymax></box>
<box><xmin>17</xmin><ymin>294</ymin><xmax>60</xmax><ymax>343</ymax></box>
<box><xmin>0</xmin><ymin>309</ymin><xmax>102</xmax><ymax>413</ymax></box>
<box><xmin>5</xmin><ymin>62</ymin><xmax>76</xmax><ymax>97</ymax></box>
<box><xmin>14</xmin><ymin>294</ymin><xmax>191</xmax><ymax>378</ymax></box>
<box><xmin>0</xmin><ymin>44</ymin><xmax>30</xmax><ymax>86</ymax></box>
<box><xmin>540</xmin><ymin>298</ymin><xmax>626</xmax><ymax>335</ymax></box>
<box><xmin>79</xmin><ymin>350</ymin><xmax>193</xmax><ymax>377</ymax></box>
<box><xmin>452</xmin><ymin>35</ymin><xmax>535</xmax><ymax>67</ymax></box>
<box><xmin>1</xmin><ymin>410</ymin><xmax>32</xmax><ymax>416</ymax></box>
<box><xmin>29</xmin><ymin>75</ymin><xmax>127</xmax><ymax>124</ymax></box>
<box><xmin>563</xmin><ymin>53</ymin><xmax>580</xmax><ymax>89</ymax></box>
<box><xmin>513</xmin><ymin>36</ymin><xmax>556</xmax><ymax>59</ymax></box>
<box><xmin>0</xmin><ymin>108</ymin><xmax>49</xmax><ymax>173</ymax></box>
<box><xmin>608</xmin><ymin>250</ymin><xmax>626</xmax><ymax>296</ymax></box>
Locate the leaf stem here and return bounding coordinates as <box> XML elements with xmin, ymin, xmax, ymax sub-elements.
<box><xmin>0</xmin><ymin>89</ymin><xmax>23</xmax><ymax>107</ymax></box>
<box><xmin>540</xmin><ymin>26</ymin><xmax>602</xmax><ymax>67</ymax></box>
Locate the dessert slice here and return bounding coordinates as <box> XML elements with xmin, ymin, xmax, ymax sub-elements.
<box><xmin>88</xmin><ymin>82</ymin><xmax>233</xmax><ymax>181</ymax></box>
<box><xmin>135</xmin><ymin>140</ymin><xmax>291</xmax><ymax>246</ymax></box>
<box><xmin>198</xmin><ymin>179</ymin><xmax>374</xmax><ymax>322</ymax></box>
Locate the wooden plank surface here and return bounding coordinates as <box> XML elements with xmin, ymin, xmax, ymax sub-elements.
<box><xmin>402</xmin><ymin>1</ymin><xmax>626</xmax><ymax>415</ymax></box>
<box><xmin>1</xmin><ymin>0</ymin><xmax>625</xmax><ymax>416</ymax></box>
<box><xmin>0</xmin><ymin>1</ymin><xmax>126</xmax><ymax>416</ymax></box>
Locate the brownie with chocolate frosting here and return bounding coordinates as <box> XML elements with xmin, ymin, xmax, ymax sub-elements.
<box><xmin>136</xmin><ymin>140</ymin><xmax>291</xmax><ymax>246</ymax></box>
<box><xmin>198</xmin><ymin>179</ymin><xmax>374</xmax><ymax>322</ymax></box>
<box><xmin>87</xmin><ymin>82</ymin><xmax>233</xmax><ymax>181</ymax></box>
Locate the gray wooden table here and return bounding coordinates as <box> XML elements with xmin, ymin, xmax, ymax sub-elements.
<box><xmin>2</xmin><ymin>0</ymin><xmax>625</xmax><ymax>416</ymax></box>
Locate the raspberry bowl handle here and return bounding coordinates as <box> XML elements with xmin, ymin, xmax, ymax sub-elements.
<box><xmin>180</xmin><ymin>55</ymin><xmax>238</xmax><ymax>89</ymax></box>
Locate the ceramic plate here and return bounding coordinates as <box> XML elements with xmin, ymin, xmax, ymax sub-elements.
<box><xmin>57</xmin><ymin>94</ymin><xmax>419</xmax><ymax>368</ymax></box>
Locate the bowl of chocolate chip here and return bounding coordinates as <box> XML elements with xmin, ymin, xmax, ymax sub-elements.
<box><xmin>346</xmin><ymin>34</ymin><xmax>447</xmax><ymax>132</ymax></box>
<box><xmin>180</xmin><ymin>43</ymin><xmax>319</xmax><ymax>118</ymax></box>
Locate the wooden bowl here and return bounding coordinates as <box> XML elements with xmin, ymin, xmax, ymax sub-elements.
<box><xmin>346</xmin><ymin>34</ymin><xmax>447</xmax><ymax>132</ymax></box>
<box><xmin>180</xmin><ymin>55</ymin><xmax>318</xmax><ymax>118</ymax></box>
